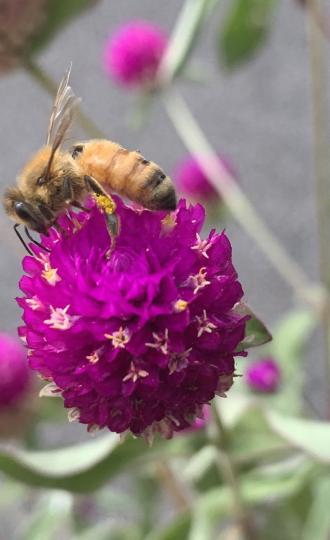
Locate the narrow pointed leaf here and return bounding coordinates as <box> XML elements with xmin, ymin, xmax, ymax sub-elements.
<box><xmin>0</xmin><ymin>433</ymin><xmax>188</xmax><ymax>492</ymax></box>
<box><xmin>234</xmin><ymin>303</ymin><xmax>272</xmax><ymax>351</ymax></box>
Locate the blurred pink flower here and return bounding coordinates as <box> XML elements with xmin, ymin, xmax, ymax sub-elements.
<box><xmin>0</xmin><ymin>333</ymin><xmax>30</xmax><ymax>408</ymax></box>
<box><xmin>103</xmin><ymin>20</ymin><xmax>168</xmax><ymax>88</ymax></box>
<box><xmin>173</xmin><ymin>154</ymin><xmax>236</xmax><ymax>203</ymax></box>
<box><xmin>246</xmin><ymin>358</ymin><xmax>281</xmax><ymax>393</ymax></box>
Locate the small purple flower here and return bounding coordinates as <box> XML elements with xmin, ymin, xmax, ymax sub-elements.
<box><xmin>0</xmin><ymin>333</ymin><xmax>30</xmax><ymax>408</ymax></box>
<box><xmin>246</xmin><ymin>358</ymin><xmax>281</xmax><ymax>393</ymax></box>
<box><xmin>103</xmin><ymin>20</ymin><xmax>167</xmax><ymax>88</ymax></box>
<box><xmin>173</xmin><ymin>154</ymin><xmax>236</xmax><ymax>203</ymax></box>
<box><xmin>18</xmin><ymin>198</ymin><xmax>247</xmax><ymax>440</ymax></box>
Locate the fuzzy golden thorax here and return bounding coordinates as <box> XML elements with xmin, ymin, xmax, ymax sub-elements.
<box><xmin>18</xmin><ymin>145</ymin><xmax>82</xmax><ymax>210</ymax></box>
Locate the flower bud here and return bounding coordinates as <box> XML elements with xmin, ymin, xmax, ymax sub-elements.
<box><xmin>103</xmin><ymin>20</ymin><xmax>167</xmax><ymax>88</ymax></box>
<box><xmin>173</xmin><ymin>154</ymin><xmax>236</xmax><ymax>203</ymax></box>
<box><xmin>246</xmin><ymin>358</ymin><xmax>281</xmax><ymax>393</ymax></box>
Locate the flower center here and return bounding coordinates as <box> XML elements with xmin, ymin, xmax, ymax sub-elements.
<box><xmin>146</xmin><ymin>329</ymin><xmax>169</xmax><ymax>354</ymax></box>
<box><xmin>189</xmin><ymin>267</ymin><xmax>210</xmax><ymax>294</ymax></box>
<box><xmin>168</xmin><ymin>348</ymin><xmax>192</xmax><ymax>374</ymax></box>
<box><xmin>195</xmin><ymin>310</ymin><xmax>217</xmax><ymax>337</ymax></box>
<box><xmin>123</xmin><ymin>362</ymin><xmax>149</xmax><ymax>383</ymax></box>
<box><xmin>105</xmin><ymin>326</ymin><xmax>130</xmax><ymax>348</ymax></box>
<box><xmin>191</xmin><ymin>233</ymin><xmax>213</xmax><ymax>259</ymax></box>
<box><xmin>44</xmin><ymin>305</ymin><xmax>77</xmax><ymax>330</ymax></box>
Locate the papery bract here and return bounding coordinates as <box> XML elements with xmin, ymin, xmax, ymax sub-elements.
<box><xmin>18</xmin><ymin>198</ymin><xmax>247</xmax><ymax>439</ymax></box>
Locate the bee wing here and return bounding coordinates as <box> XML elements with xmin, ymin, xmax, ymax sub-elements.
<box><xmin>46</xmin><ymin>64</ymin><xmax>81</xmax><ymax>151</ymax></box>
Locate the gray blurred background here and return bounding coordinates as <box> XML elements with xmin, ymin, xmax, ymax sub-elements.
<box><xmin>0</xmin><ymin>1</ymin><xmax>323</xmax><ymax>398</ymax></box>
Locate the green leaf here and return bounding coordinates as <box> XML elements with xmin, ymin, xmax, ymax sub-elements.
<box><xmin>229</xmin><ymin>407</ymin><xmax>290</xmax><ymax>465</ymax></box>
<box><xmin>182</xmin><ymin>445</ymin><xmax>216</xmax><ymax>483</ymax></box>
<box><xmin>219</xmin><ymin>0</ymin><xmax>277</xmax><ymax>69</ymax></box>
<box><xmin>27</xmin><ymin>0</ymin><xmax>99</xmax><ymax>54</ymax></box>
<box><xmin>267</xmin><ymin>411</ymin><xmax>330</xmax><ymax>463</ymax></box>
<box><xmin>234</xmin><ymin>303</ymin><xmax>272</xmax><ymax>351</ymax></box>
<box><xmin>266</xmin><ymin>308</ymin><xmax>316</xmax><ymax>414</ymax></box>
<box><xmin>302</xmin><ymin>476</ymin><xmax>330</xmax><ymax>540</ymax></box>
<box><xmin>188</xmin><ymin>463</ymin><xmax>312</xmax><ymax>540</ymax></box>
<box><xmin>0</xmin><ymin>433</ymin><xmax>189</xmax><ymax>493</ymax></box>
<box><xmin>145</xmin><ymin>514</ymin><xmax>191</xmax><ymax>540</ymax></box>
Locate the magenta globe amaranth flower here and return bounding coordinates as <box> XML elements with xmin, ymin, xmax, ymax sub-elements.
<box><xmin>173</xmin><ymin>154</ymin><xmax>236</xmax><ymax>203</ymax></box>
<box><xmin>246</xmin><ymin>358</ymin><xmax>281</xmax><ymax>393</ymax></box>
<box><xmin>103</xmin><ymin>20</ymin><xmax>167</xmax><ymax>88</ymax></box>
<box><xmin>0</xmin><ymin>332</ymin><xmax>30</xmax><ymax>408</ymax></box>
<box><xmin>18</xmin><ymin>199</ymin><xmax>248</xmax><ymax>439</ymax></box>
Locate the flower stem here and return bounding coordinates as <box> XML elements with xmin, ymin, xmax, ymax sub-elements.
<box><xmin>22</xmin><ymin>57</ymin><xmax>106</xmax><ymax>139</ymax></box>
<box><xmin>162</xmin><ymin>88</ymin><xmax>328</xmax><ymax>312</ymax></box>
<box><xmin>210</xmin><ymin>403</ymin><xmax>257</xmax><ymax>540</ymax></box>
<box><xmin>155</xmin><ymin>461</ymin><xmax>191</xmax><ymax>513</ymax></box>
<box><xmin>306</xmin><ymin>0</ymin><xmax>330</xmax><ymax>417</ymax></box>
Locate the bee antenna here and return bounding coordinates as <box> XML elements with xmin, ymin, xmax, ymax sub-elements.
<box><xmin>13</xmin><ymin>224</ymin><xmax>33</xmax><ymax>256</ymax></box>
<box><xmin>24</xmin><ymin>227</ymin><xmax>50</xmax><ymax>253</ymax></box>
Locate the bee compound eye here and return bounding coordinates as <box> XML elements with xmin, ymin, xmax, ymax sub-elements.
<box><xmin>14</xmin><ymin>202</ymin><xmax>33</xmax><ymax>221</ymax></box>
<box><xmin>37</xmin><ymin>176</ymin><xmax>46</xmax><ymax>186</ymax></box>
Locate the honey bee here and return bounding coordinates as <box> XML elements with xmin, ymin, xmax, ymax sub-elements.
<box><xmin>3</xmin><ymin>67</ymin><xmax>177</xmax><ymax>255</ymax></box>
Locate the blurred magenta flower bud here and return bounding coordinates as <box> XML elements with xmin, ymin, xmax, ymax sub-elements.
<box><xmin>246</xmin><ymin>358</ymin><xmax>281</xmax><ymax>393</ymax></box>
<box><xmin>103</xmin><ymin>20</ymin><xmax>168</xmax><ymax>88</ymax></box>
<box><xmin>173</xmin><ymin>154</ymin><xmax>236</xmax><ymax>203</ymax></box>
<box><xmin>0</xmin><ymin>333</ymin><xmax>30</xmax><ymax>408</ymax></box>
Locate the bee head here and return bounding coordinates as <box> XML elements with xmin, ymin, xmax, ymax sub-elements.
<box><xmin>3</xmin><ymin>187</ymin><xmax>51</xmax><ymax>233</ymax></box>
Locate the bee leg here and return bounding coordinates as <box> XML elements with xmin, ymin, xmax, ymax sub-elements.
<box><xmin>63</xmin><ymin>176</ymin><xmax>75</xmax><ymax>203</ymax></box>
<box><xmin>84</xmin><ymin>175</ymin><xmax>108</xmax><ymax>197</ymax></box>
<box><xmin>71</xmin><ymin>200</ymin><xmax>91</xmax><ymax>213</ymax></box>
<box><xmin>24</xmin><ymin>227</ymin><xmax>51</xmax><ymax>253</ymax></box>
<box><xmin>53</xmin><ymin>221</ymin><xmax>68</xmax><ymax>237</ymax></box>
<box><xmin>84</xmin><ymin>175</ymin><xmax>120</xmax><ymax>243</ymax></box>
<box><xmin>13</xmin><ymin>224</ymin><xmax>33</xmax><ymax>256</ymax></box>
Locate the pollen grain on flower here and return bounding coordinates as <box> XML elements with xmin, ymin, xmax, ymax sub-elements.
<box><xmin>18</xmin><ymin>197</ymin><xmax>248</xmax><ymax>438</ymax></box>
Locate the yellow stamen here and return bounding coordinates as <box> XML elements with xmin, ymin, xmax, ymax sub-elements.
<box><xmin>161</xmin><ymin>213</ymin><xmax>177</xmax><ymax>233</ymax></box>
<box><xmin>174</xmin><ymin>299</ymin><xmax>188</xmax><ymax>312</ymax></box>
<box><xmin>42</xmin><ymin>266</ymin><xmax>61</xmax><ymax>286</ymax></box>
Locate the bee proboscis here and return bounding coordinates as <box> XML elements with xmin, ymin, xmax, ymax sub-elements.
<box><xmin>3</xmin><ymin>66</ymin><xmax>177</xmax><ymax>255</ymax></box>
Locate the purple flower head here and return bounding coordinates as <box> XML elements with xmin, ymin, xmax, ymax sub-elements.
<box><xmin>103</xmin><ymin>20</ymin><xmax>167</xmax><ymax>88</ymax></box>
<box><xmin>173</xmin><ymin>154</ymin><xmax>236</xmax><ymax>203</ymax></box>
<box><xmin>0</xmin><ymin>332</ymin><xmax>30</xmax><ymax>408</ymax></box>
<box><xmin>246</xmin><ymin>358</ymin><xmax>281</xmax><ymax>393</ymax></box>
<box><xmin>18</xmin><ymin>198</ymin><xmax>247</xmax><ymax>440</ymax></box>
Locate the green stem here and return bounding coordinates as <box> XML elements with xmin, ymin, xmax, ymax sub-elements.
<box><xmin>155</xmin><ymin>461</ymin><xmax>191</xmax><ymax>513</ymax></box>
<box><xmin>210</xmin><ymin>403</ymin><xmax>257</xmax><ymax>540</ymax></box>
<box><xmin>23</xmin><ymin>57</ymin><xmax>106</xmax><ymax>139</ymax></box>
<box><xmin>162</xmin><ymin>88</ymin><xmax>328</xmax><ymax>312</ymax></box>
<box><xmin>306</xmin><ymin>0</ymin><xmax>330</xmax><ymax>418</ymax></box>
